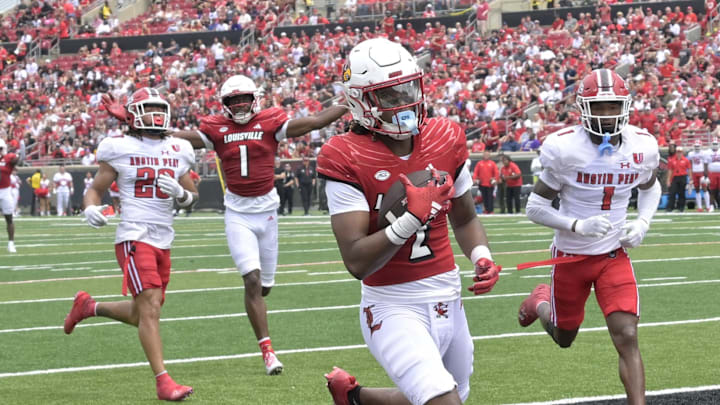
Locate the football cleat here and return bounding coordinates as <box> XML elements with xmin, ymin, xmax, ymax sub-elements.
<box><xmin>263</xmin><ymin>351</ymin><xmax>283</xmax><ymax>375</ymax></box>
<box><xmin>7</xmin><ymin>241</ymin><xmax>16</xmax><ymax>253</ymax></box>
<box><xmin>156</xmin><ymin>376</ymin><xmax>193</xmax><ymax>401</ymax></box>
<box><xmin>325</xmin><ymin>366</ymin><xmax>358</xmax><ymax>405</ymax></box>
<box><xmin>518</xmin><ymin>284</ymin><xmax>551</xmax><ymax>327</ymax></box>
<box><xmin>64</xmin><ymin>291</ymin><xmax>96</xmax><ymax>334</ymax></box>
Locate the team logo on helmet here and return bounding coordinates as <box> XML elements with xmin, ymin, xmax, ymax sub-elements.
<box><xmin>342</xmin><ymin>66</ymin><xmax>351</xmax><ymax>82</ymax></box>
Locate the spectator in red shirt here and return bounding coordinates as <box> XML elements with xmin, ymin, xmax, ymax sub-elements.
<box><xmin>475</xmin><ymin>0</ymin><xmax>490</xmax><ymax>36</ymax></box>
<box><xmin>500</xmin><ymin>154</ymin><xmax>523</xmax><ymax>214</ymax></box>
<box><xmin>666</xmin><ymin>146</ymin><xmax>691</xmax><ymax>212</ymax></box>
<box><xmin>473</xmin><ymin>150</ymin><xmax>499</xmax><ymax>214</ymax></box>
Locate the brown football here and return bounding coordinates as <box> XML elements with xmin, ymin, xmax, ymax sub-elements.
<box><xmin>377</xmin><ymin>169</ymin><xmax>449</xmax><ymax>228</ymax></box>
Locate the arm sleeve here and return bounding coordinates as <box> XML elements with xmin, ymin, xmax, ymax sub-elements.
<box><xmin>637</xmin><ymin>179</ymin><xmax>661</xmax><ymax>224</ymax></box>
<box><xmin>196</xmin><ymin>130</ymin><xmax>215</xmax><ymax>150</ymax></box>
<box><xmin>326</xmin><ymin>180</ymin><xmax>369</xmax><ymax>215</ymax></box>
<box><xmin>453</xmin><ymin>160</ymin><xmax>472</xmax><ymax>198</ymax></box>
<box><xmin>275</xmin><ymin>120</ymin><xmax>289</xmax><ymax>142</ymax></box>
<box><xmin>525</xmin><ymin>192</ymin><xmax>574</xmax><ymax>231</ymax></box>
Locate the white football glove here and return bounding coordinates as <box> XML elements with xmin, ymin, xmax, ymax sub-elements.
<box><xmin>619</xmin><ymin>218</ymin><xmax>649</xmax><ymax>248</ymax></box>
<box><xmin>574</xmin><ymin>215</ymin><xmax>613</xmax><ymax>238</ymax></box>
<box><xmin>157</xmin><ymin>174</ymin><xmax>184</xmax><ymax>199</ymax></box>
<box><xmin>84</xmin><ymin>204</ymin><xmax>108</xmax><ymax>228</ymax></box>
<box><xmin>701</xmin><ymin>176</ymin><xmax>710</xmax><ymax>186</ymax></box>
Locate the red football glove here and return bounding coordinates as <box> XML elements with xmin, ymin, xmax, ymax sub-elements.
<box><xmin>398</xmin><ymin>168</ymin><xmax>455</xmax><ymax>224</ymax></box>
<box><xmin>101</xmin><ymin>93</ymin><xmax>129</xmax><ymax>123</ymax></box>
<box><xmin>467</xmin><ymin>258</ymin><xmax>502</xmax><ymax>295</ymax></box>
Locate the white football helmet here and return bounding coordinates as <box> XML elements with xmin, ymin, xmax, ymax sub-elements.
<box><xmin>126</xmin><ymin>87</ymin><xmax>171</xmax><ymax>132</ymax></box>
<box><xmin>576</xmin><ymin>69</ymin><xmax>631</xmax><ymax>137</ymax></box>
<box><xmin>220</xmin><ymin>75</ymin><xmax>260</xmax><ymax>124</ymax></box>
<box><xmin>342</xmin><ymin>38</ymin><xmax>426</xmax><ymax>140</ymax></box>
<box><xmin>694</xmin><ymin>140</ymin><xmax>702</xmax><ymax>152</ymax></box>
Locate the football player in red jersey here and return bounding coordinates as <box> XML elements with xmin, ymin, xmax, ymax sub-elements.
<box><xmin>520</xmin><ymin>69</ymin><xmax>661</xmax><ymax>405</ymax></box>
<box><xmin>318</xmin><ymin>38</ymin><xmax>501</xmax><ymax>405</ymax></box>
<box><xmin>0</xmin><ymin>138</ymin><xmax>24</xmax><ymax>253</ymax></box>
<box><xmin>103</xmin><ymin>75</ymin><xmax>347</xmax><ymax>375</ymax></box>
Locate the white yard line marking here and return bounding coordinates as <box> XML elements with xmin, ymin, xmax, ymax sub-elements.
<box><xmin>4</xmin><ymin>253</ymin><xmax>720</xmax><ymax>284</ymax></box>
<box><xmin>1</xmin><ymin>317</ymin><xmax>718</xmax><ymax>378</ymax></box>
<box><xmin>502</xmin><ymin>384</ymin><xmax>720</xmax><ymax>405</ymax></box>
<box><xmin>641</xmin><ymin>277</ymin><xmax>687</xmax><ymax>281</ymax></box>
<box><xmin>2</xmin><ymin>281</ymin><xmax>718</xmax><ymax>332</ymax></box>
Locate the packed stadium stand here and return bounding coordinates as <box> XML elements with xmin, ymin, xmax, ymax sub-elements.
<box><xmin>0</xmin><ymin>0</ymin><xmax>719</xmax><ymax>166</ymax></box>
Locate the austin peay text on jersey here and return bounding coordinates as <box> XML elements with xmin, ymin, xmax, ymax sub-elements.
<box><xmin>128</xmin><ymin>156</ymin><xmax>180</xmax><ymax>168</ymax></box>
<box><xmin>576</xmin><ymin>171</ymin><xmax>640</xmax><ymax>185</ymax></box>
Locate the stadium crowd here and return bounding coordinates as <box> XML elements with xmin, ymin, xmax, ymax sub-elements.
<box><xmin>1</xmin><ymin>0</ymin><xmax>719</xmax><ymax>166</ymax></box>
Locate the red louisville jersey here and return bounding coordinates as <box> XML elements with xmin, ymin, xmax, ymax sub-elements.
<box><xmin>317</xmin><ymin>118</ymin><xmax>469</xmax><ymax>286</ymax></box>
<box><xmin>0</xmin><ymin>153</ymin><xmax>18</xmax><ymax>189</ymax></box>
<box><xmin>199</xmin><ymin>108</ymin><xmax>288</xmax><ymax>197</ymax></box>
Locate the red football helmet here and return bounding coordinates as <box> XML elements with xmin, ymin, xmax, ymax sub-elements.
<box><xmin>576</xmin><ymin>69</ymin><xmax>631</xmax><ymax>137</ymax></box>
<box><xmin>126</xmin><ymin>87</ymin><xmax>171</xmax><ymax>132</ymax></box>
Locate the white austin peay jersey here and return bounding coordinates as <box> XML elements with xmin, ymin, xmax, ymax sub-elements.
<box><xmin>96</xmin><ymin>135</ymin><xmax>195</xmax><ymax>249</ymax></box>
<box><xmin>539</xmin><ymin>124</ymin><xmax>659</xmax><ymax>255</ymax></box>
<box><xmin>706</xmin><ymin>149</ymin><xmax>720</xmax><ymax>173</ymax></box>
<box><xmin>687</xmin><ymin>150</ymin><xmax>710</xmax><ymax>173</ymax></box>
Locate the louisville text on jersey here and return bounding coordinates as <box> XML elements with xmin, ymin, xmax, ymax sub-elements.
<box><xmin>223</xmin><ymin>131</ymin><xmax>263</xmax><ymax>143</ymax></box>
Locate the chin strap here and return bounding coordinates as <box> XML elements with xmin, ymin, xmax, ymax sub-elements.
<box><xmin>392</xmin><ymin>110</ymin><xmax>419</xmax><ymax>135</ymax></box>
<box><xmin>598</xmin><ymin>134</ymin><xmax>613</xmax><ymax>156</ymax></box>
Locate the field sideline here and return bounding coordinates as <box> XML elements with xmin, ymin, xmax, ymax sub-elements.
<box><xmin>1</xmin><ymin>213</ymin><xmax>719</xmax><ymax>404</ymax></box>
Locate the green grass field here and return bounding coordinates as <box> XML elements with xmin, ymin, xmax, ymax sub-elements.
<box><xmin>1</xmin><ymin>212</ymin><xmax>719</xmax><ymax>404</ymax></box>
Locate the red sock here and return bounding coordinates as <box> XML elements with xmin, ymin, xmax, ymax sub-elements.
<box><xmin>258</xmin><ymin>337</ymin><xmax>273</xmax><ymax>353</ymax></box>
<box><xmin>156</xmin><ymin>371</ymin><xmax>171</xmax><ymax>385</ymax></box>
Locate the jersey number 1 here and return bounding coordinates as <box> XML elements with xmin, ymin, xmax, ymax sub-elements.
<box><xmin>602</xmin><ymin>186</ymin><xmax>615</xmax><ymax>210</ymax></box>
<box><xmin>135</xmin><ymin>167</ymin><xmax>176</xmax><ymax>198</ymax></box>
<box><xmin>239</xmin><ymin>145</ymin><xmax>248</xmax><ymax>177</ymax></box>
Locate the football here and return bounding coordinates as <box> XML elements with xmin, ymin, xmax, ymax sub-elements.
<box><xmin>377</xmin><ymin>169</ymin><xmax>449</xmax><ymax>228</ymax></box>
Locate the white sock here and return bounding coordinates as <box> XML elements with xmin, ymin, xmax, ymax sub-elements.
<box><xmin>696</xmin><ymin>194</ymin><xmax>702</xmax><ymax>209</ymax></box>
<box><xmin>704</xmin><ymin>191</ymin><xmax>710</xmax><ymax>209</ymax></box>
<box><xmin>155</xmin><ymin>370</ymin><xmax>168</xmax><ymax>378</ymax></box>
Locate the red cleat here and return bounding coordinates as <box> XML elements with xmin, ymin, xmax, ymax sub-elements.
<box><xmin>518</xmin><ymin>284</ymin><xmax>551</xmax><ymax>327</ymax></box>
<box><xmin>157</xmin><ymin>375</ymin><xmax>193</xmax><ymax>401</ymax></box>
<box><xmin>64</xmin><ymin>291</ymin><xmax>96</xmax><ymax>334</ymax></box>
<box><xmin>324</xmin><ymin>367</ymin><xmax>358</xmax><ymax>405</ymax></box>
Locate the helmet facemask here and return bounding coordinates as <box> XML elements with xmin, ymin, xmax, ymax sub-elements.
<box><xmin>128</xmin><ymin>101</ymin><xmax>170</xmax><ymax>134</ymax></box>
<box><xmin>348</xmin><ymin>72</ymin><xmax>426</xmax><ymax>140</ymax></box>
<box><xmin>223</xmin><ymin>92</ymin><xmax>257</xmax><ymax>124</ymax></box>
<box><xmin>577</xmin><ymin>98</ymin><xmax>630</xmax><ymax>137</ymax></box>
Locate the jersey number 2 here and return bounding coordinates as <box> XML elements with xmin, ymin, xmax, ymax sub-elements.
<box><xmin>602</xmin><ymin>186</ymin><xmax>615</xmax><ymax>210</ymax></box>
<box><xmin>135</xmin><ymin>167</ymin><xmax>175</xmax><ymax>198</ymax></box>
<box><xmin>374</xmin><ymin>194</ymin><xmax>434</xmax><ymax>262</ymax></box>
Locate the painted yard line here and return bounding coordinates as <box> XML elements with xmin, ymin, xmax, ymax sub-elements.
<box><xmin>4</xmin><ymin>254</ymin><xmax>720</xmax><ymax>284</ymax></box>
<box><xmin>2</xmin><ymin>280</ymin><xmax>718</xmax><ymax>333</ymax></box>
<box><xmin>9</xmin><ymin>229</ymin><xmax>720</xmax><ymax>250</ymax></box>
<box><xmin>521</xmin><ymin>275</ymin><xmax>551</xmax><ymax>279</ymax></box>
<box><xmin>1</xmin><ymin>316</ymin><xmax>718</xmax><ymax>378</ymax></box>
<box><xmin>641</xmin><ymin>277</ymin><xmax>687</xmax><ymax>281</ymax></box>
<box><xmin>503</xmin><ymin>385</ymin><xmax>720</xmax><ymax>405</ymax></box>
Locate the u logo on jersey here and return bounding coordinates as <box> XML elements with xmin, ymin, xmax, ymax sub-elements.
<box><xmin>633</xmin><ymin>153</ymin><xmax>643</xmax><ymax>164</ymax></box>
<box><xmin>172</xmin><ymin>145</ymin><xmax>180</xmax><ymax>152</ymax></box>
